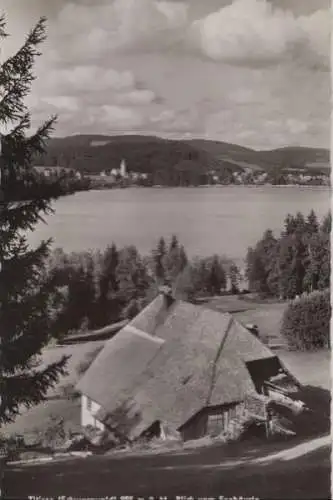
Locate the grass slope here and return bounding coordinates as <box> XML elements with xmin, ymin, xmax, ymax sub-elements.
<box><xmin>4</xmin><ymin>435</ymin><xmax>330</xmax><ymax>498</ymax></box>
<box><xmin>1</xmin><ymin>341</ymin><xmax>105</xmax><ymax>439</ymax></box>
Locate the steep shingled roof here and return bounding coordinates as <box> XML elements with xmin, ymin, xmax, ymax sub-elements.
<box><xmin>76</xmin><ymin>294</ymin><xmax>280</xmax><ymax>439</ymax></box>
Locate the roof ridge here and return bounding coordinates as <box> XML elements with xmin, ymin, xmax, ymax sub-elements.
<box><xmin>125</xmin><ymin>324</ymin><xmax>165</xmax><ymax>344</ymax></box>
<box><xmin>205</xmin><ymin>315</ymin><xmax>234</xmax><ymax>406</ymax></box>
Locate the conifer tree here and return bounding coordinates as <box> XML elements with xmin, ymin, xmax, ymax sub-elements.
<box><xmin>152</xmin><ymin>237</ymin><xmax>166</xmax><ymax>284</ymax></box>
<box><xmin>0</xmin><ymin>16</ymin><xmax>69</xmax><ymax>425</ymax></box>
<box><xmin>306</xmin><ymin>209</ymin><xmax>319</xmax><ymax>235</ymax></box>
<box><xmin>97</xmin><ymin>243</ymin><xmax>120</xmax><ymax>326</ymax></box>
<box><xmin>207</xmin><ymin>255</ymin><xmax>226</xmax><ymax>296</ymax></box>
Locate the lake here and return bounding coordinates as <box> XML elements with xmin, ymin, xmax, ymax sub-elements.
<box><xmin>28</xmin><ymin>186</ymin><xmax>331</xmax><ymax>265</ymax></box>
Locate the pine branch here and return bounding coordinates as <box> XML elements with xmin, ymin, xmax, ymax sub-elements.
<box><xmin>1</xmin><ymin>357</ymin><xmax>69</xmax><ymax>424</ymax></box>
<box><xmin>0</xmin><ymin>17</ymin><xmax>47</xmax><ymax>123</ymax></box>
<box><xmin>1</xmin><ymin>115</ymin><xmax>57</xmax><ymax>192</ymax></box>
<box><xmin>0</xmin><ymin>239</ymin><xmax>51</xmax><ymax>293</ymax></box>
<box><xmin>0</xmin><ymin>15</ymin><xmax>71</xmax><ymax>427</ymax></box>
<box><xmin>0</xmin><ymin>14</ymin><xmax>8</xmax><ymax>39</ymax></box>
<box><xmin>26</xmin><ymin>116</ymin><xmax>57</xmax><ymax>156</ymax></box>
<box><xmin>1</xmin><ymin>287</ymin><xmax>57</xmax><ymax>373</ymax></box>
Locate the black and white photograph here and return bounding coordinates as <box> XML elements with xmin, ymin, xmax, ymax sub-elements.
<box><xmin>0</xmin><ymin>0</ymin><xmax>331</xmax><ymax>498</ymax></box>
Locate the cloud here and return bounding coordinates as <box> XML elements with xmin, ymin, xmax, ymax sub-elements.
<box><xmin>41</xmin><ymin>96</ymin><xmax>80</xmax><ymax>112</ymax></box>
<box><xmin>150</xmin><ymin>108</ymin><xmax>203</xmax><ymax>133</ymax></box>
<box><xmin>98</xmin><ymin>105</ymin><xmax>145</xmax><ymax>129</ymax></box>
<box><xmin>45</xmin><ymin>0</ymin><xmax>329</xmax><ymax>70</ymax></box>
<box><xmin>2</xmin><ymin>0</ymin><xmax>329</xmax><ymax>147</ymax></box>
<box><xmin>2</xmin><ymin>0</ymin><xmax>329</xmax><ymax>70</ymax></box>
<box><xmin>51</xmin><ymin>0</ymin><xmax>188</xmax><ymax>62</ymax></box>
<box><xmin>42</xmin><ymin>66</ymin><xmax>136</xmax><ymax>95</ymax></box>
<box><xmin>204</xmin><ymin>78</ymin><xmax>329</xmax><ymax>150</ymax></box>
<box><xmin>28</xmin><ymin>64</ymin><xmax>159</xmax><ymax>133</ymax></box>
<box><xmin>48</xmin><ymin>103</ymin><xmax>147</xmax><ymax>136</ymax></box>
<box><xmin>114</xmin><ymin>90</ymin><xmax>157</xmax><ymax>106</ymax></box>
<box><xmin>186</xmin><ymin>0</ymin><xmax>329</xmax><ymax>69</ymax></box>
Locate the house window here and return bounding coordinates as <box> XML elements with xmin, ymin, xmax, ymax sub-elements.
<box><xmin>86</xmin><ymin>397</ymin><xmax>92</xmax><ymax>412</ymax></box>
<box><xmin>207</xmin><ymin>412</ymin><xmax>225</xmax><ymax>435</ymax></box>
<box><xmin>229</xmin><ymin>406</ymin><xmax>237</xmax><ymax>420</ymax></box>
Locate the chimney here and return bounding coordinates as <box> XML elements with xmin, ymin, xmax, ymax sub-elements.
<box><xmin>158</xmin><ymin>285</ymin><xmax>174</xmax><ymax>306</ymax></box>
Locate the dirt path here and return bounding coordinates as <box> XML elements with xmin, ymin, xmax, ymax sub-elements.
<box><xmin>254</xmin><ymin>434</ymin><xmax>331</xmax><ymax>464</ymax></box>
<box><xmin>4</xmin><ymin>434</ymin><xmax>331</xmax><ymax>499</ymax></box>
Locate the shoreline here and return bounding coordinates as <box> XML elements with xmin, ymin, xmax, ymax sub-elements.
<box><xmin>85</xmin><ymin>183</ymin><xmax>330</xmax><ymax>193</ymax></box>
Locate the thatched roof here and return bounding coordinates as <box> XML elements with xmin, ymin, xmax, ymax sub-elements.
<box><xmin>76</xmin><ymin>293</ymin><xmax>281</xmax><ymax>439</ymax></box>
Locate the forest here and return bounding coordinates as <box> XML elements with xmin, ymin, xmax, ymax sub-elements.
<box><xmin>246</xmin><ymin>210</ymin><xmax>330</xmax><ymax>299</ymax></box>
<box><xmin>43</xmin><ymin>209</ymin><xmax>331</xmax><ymax>340</ymax></box>
<box><xmin>47</xmin><ymin>235</ymin><xmax>238</xmax><ymax>335</ymax></box>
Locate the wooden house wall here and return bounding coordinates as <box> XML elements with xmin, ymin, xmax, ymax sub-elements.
<box><xmin>180</xmin><ymin>402</ymin><xmax>244</xmax><ymax>441</ymax></box>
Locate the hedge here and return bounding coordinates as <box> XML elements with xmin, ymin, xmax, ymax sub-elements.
<box><xmin>280</xmin><ymin>289</ymin><xmax>331</xmax><ymax>350</ymax></box>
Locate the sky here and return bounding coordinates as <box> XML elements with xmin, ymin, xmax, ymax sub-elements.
<box><xmin>0</xmin><ymin>0</ymin><xmax>330</xmax><ymax>149</ymax></box>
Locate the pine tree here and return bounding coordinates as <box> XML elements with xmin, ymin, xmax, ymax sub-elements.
<box><xmin>207</xmin><ymin>255</ymin><xmax>226</xmax><ymax>296</ymax></box>
<box><xmin>283</xmin><ymin>213</ymin><xmax>296</xmax><ymax>236</ymax></box>
<box><xmin>0</xmin><ymin>17</ymin><xmax>69</xmax><ymax>425</ymax></box>
<box><xmin>152</xmin><ymin>237</ymin><xmax>167</xmax><ymax>284</ymax></box>
<box><xmin>321</xmin><ymin>212</ymin><xmax>331</xmax><ymax>234</ymax></box>
<box><xmin>178</xmin><ymin>245</ymin><xmax>188</xmax><ymax>271</ymax></box>
<box><xmin>169</xmin><ymin>234</ymin><xmax>179</xmax><ymax>252</ymax></box>
<box><xmin>245</xmin><ymin>247</ymin><xmax>269</xmax><ymax>296</ymax></box>
<box><xmin>163</xmin><ymin>235</ymin><xmax>185</xmax><ymax>284</ymax></box>
<box><xmin>116</xmin><ymin>245</ymin><xmax>151</xmax><ymax>319</ymax></box>
<box><xmin>277</xmin><ymin>236</ymin><xmax>297</xmax><ymax>299</ymax></box>
<box><xmin>229</xmin><ymin>263</ymin><xmax>240</xmax><ymax>294</ymax></box>
<box><xmin>306</xmin><ymin>209</ymin><xmax>319</xmax><ymax>235</ymax></box>
<box><xmin>97</xmin><ymin>243</ymin><xmax>120</xmax><ymax>326</ymax></box>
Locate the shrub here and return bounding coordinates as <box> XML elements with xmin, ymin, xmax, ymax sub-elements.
<box><xmin>280</xmin><ymin>289</ymin><xmax>330</xmax><ymax>350</ymax></box>
<box><xmin>0</xmin><ymin>434</ymin><xmax>24</xmax><ymax>462</ymax></box>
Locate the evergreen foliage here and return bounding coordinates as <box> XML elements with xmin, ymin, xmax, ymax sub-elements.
<box><xmin>0</xmin><ymin>17</ymin><xmax>69</xmax><ymax>424</ymax></box>
<box><xmin>246</xmin><ymin>210</ymin><xmax>330</xmax><ymax>299</ymax></box>
<box><xmin>46</xmin><ymin>236</ymin><xmax>233</xmax><ymax>332</ymax></box>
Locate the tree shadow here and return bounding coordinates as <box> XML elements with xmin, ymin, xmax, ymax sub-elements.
<box><xmin>299</xmin><ymin>385</ymin><xmax>330</xmax><ymax>414</ymax></box>
<box><xmin>293</xmin><ymin>385</ymin><xmax>330</xmax><ymax>436</ymax></box>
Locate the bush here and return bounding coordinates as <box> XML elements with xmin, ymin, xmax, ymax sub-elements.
<box><xmin>41</xmin><ymin>415</ymin><xmax>67</xmax><ymax>449</ymax></box>
<box><xmin>280</xmin><ymin>289</ymin><xmax>330</xmax><ymax>350</ymax></box>
<box><xmin>0</xmin><ymin>434</ymin><xmax>24</xmax><ymax>462</ymax></box>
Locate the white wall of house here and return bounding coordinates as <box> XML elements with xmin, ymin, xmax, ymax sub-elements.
<box><xmin>81</xmin><ymin>395</ymin><xmax>105</xmax><ymax>431</ymax></box>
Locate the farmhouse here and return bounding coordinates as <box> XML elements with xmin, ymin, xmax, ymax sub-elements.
<box><xmin>76</xmin><ymin>289</ymin><xmax>301</xmax><ymax>442</ymax></box>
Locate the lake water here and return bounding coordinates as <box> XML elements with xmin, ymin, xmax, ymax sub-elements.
<box><xmin>28</xmin><ymin>186</ymin><xmax>331</xmax><ymax>265</ymax></box>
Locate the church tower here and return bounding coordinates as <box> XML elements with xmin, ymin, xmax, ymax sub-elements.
<box><xmin>120</xmin><ymin>158</ymin><xmax>127</xmax><ymax>178</ymax></box>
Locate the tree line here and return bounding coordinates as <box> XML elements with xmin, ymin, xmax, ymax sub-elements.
<box><xmin>47</xmin><ymin>235</ymin><xmax>239</xmax><ymax>336</ymax></box>
<box><xmin>246</xmin><ymin>210</ymin><xmax>330</xmax><ymax>299</ymax></box>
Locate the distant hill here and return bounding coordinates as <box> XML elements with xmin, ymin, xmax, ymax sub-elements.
<box><xmin>186</xmin><ymin>139</ymin><xmax>330</xmax><ymax>174</ymax></box>
<box><xmin>34</xmin><ymin>134</ymin><xmax>330</xmax><ymax>185</ymax></box>
<box><xmin>255</xmin><ymin>147</ymin><xmax>330</xmax><ymax>172</ymax></box>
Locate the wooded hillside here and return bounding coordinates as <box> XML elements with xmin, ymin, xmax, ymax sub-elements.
<box><xmin>33</xmin><ymin>134</ymin><xmax>330</xmax><ymax>186</ymax></box>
